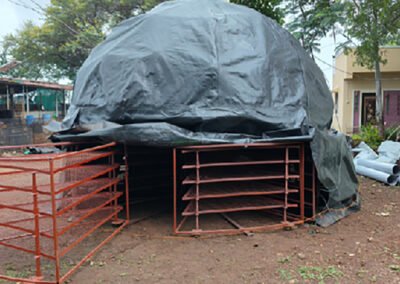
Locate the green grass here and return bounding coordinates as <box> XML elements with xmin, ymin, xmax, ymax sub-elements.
<box><xmin>278</xmin><ymin>256</ymin><xmax>291</xmax><ymax>264</ymax></box>
<box><xmin>1</xmin><ymin>264</ymin><xmax>32</xmax><ymax>281</ymax></box>
<box><xmin>278</xmin><ymin>269</ymin><xmax>294</xmax><ymax>281</ymax></box>
<box><xmin>297</xmin><ymin>266</ymin><xmax>343</xmax><ymax>284</ymax></box>
<box><xmin>389</xmin><ymin>265</ymin><xmax>400</xmax><ymax>272</ymax></box>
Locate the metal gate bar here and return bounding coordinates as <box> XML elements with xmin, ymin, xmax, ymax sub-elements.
<box><xmin>173</xmin><ymin>142</ymin><xmax>313</xmax><ymax>235</ymax></box>
<box><xmin>0</xmin><ymin>142</ymin><xmax>129</xmax><ymax>283</ymax></box>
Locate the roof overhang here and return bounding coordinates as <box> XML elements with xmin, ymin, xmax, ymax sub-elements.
<box><xmin>0</xmin><ymin>77</ymin><xmax>73</xmax><ymax>95</ymax></box>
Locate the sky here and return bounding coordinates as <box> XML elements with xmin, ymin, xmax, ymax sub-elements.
<box><xmin>0</xmin><ymin>0</ymin><xmax>338</xmax><ymax>88</ymax></box>
<box><xmin>0</xmin><ymin>0</ymin><xmax>48</xmax><ymax>36</ymax></box>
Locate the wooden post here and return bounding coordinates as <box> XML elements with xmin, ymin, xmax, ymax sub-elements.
<box><xmin>55</xmin><ymin>91</ymin><xmax>59</xmax><ymax>118</ymax></box>
<box><xmin>22</xmin><ymin>86</ymin><xmax>26</xmax><ymax>115</ymax></box>
<box><xmin>63</xmin><ymin>90</ymin><xmax>67</xmax><ymax>117</ymax></box>
<box><xmin>6</xmin><ymin>85</ymin><xmax>9</xmax><ymax>110</ymax></box>
<box><xmin>26</xmin><ymin>91</ymin><xmax>30</xmax><ymax>114</ymax></box>
<box><xmin>39</xmin><ymin>91</ymin><xmax>42</xmax><ymax>120</ymax></box>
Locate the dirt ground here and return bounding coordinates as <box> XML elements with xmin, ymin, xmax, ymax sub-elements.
<box><xmin>66</xmin><ymin>177</ymin><xmax>400</xmax><ymax>284</ymax></box>
<box><xmin>1</xmin><ymin>177</ymin><xmax>400</xmax><ymax>283</ymax></box>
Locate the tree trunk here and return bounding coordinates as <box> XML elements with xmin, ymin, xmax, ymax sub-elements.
<box><xmin>374</xmin><ymin>60</ymin><xmax>384</xmax><ymax>137</ymax></box>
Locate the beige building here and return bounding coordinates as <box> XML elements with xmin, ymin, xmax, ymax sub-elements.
<box><xmin>331</xmin><ymin>46</ymin><xmax>400</xmax><ymax>134</ymax></box>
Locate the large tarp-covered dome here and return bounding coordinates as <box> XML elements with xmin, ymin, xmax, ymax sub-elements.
<box><xmin>65</xmin><ymin>0</ymin><xmax>333</xmax><ymax>134</ymax></box>
<box><xmin>58</xmin><ymin>0</ymin><xmax>359</xmax><ymax>225</ymax></box>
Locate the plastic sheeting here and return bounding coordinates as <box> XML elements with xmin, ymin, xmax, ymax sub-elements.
<box><xmin>377</xmin><ymin>141</ymin><xmax>400</xmax><ymax>164</ymax></box>
<box><xmin>354</xmin><ymin>141</ymin><xmax>400</xmax><ymax>186</ymax></box>
<box><xmin>52</xmin><ymin>0</ymin><xmax>359</xmax><ymax>225</ymax></box>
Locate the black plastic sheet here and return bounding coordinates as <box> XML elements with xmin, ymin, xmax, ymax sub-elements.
<box><xmin>53</xmin><ymin>0</ymin><xmax>359</xmax><ymax>225</ymax></box>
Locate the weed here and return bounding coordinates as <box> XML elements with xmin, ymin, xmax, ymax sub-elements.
<box><xmin>278</xmin><ymin>256</ymin><xmax>291</xmax><ymax>264</ymax></box>
<box><xmin>384</xmin><ymin>247</ymin><xmax>391</xmax><ymax>253</ymax></box>
<box><xmin>278</xmin><ymin>269</ymin><xmax>294</xmax><ymax>281</ymax></box>
<box><xmin>389</xmin><ymin>265</ymin><xmax>400</xmax><ymax>272</ymax></box>
<box><xmin>356</xmin><ymin>269</ymin><xmax>368</xmax><ymax>278</ymax></box>
<box><xmin>298</xmin><ymin>266</ymin><xmax>343</xmax><ymax>284</ymax></box>
<box><xmin>352</xmin><ymin>124</ymin><xmax>382</xmax><ymax>150</ymax></box>
<box><xmin>385</xmin><ymin>125</ymin><xmax>400</xmax><ymax>141</ymax></box>
<box><xmin>4</xmin><ymin>266</ymin><xmax>32</xmax><ymax>279</ymax></box>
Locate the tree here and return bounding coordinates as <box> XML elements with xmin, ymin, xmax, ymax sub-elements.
<box><xmin>342</xmin><ymin>0</ymin><xmax>400</xmax><ymax>136</ymax></box>
<box><xmin>285</xmin><ymin>0</ymin><xmax>345</xmax><ymax>58</ymax></box>
<box><xmin>2</xmin><ymin>0</ymin><xmax>285</xmax><ymax>81</ymax></box>
<box><xmin>1</xmin><ymin>0</ymin><xmax>166</xmax><ymax>81</ymax></box>
<box><xmin>1</xmin><ymin>21</ymin><xmax>62</xmax><ymax>79</ymax></box>
<box><xmin>230</xmin><ymin>0</ymin><xmax>284</xmax><ymax>24</ymax></box>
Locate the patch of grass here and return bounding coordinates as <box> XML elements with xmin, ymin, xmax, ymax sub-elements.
<box><xmin>389</xmin><ymin>265</ymin><xmax>400</xmax><ymax>272</ymax></box>
<box><xmin>278</xmin><ymin>269</ymin><xmax>294</xmax><ymax>281</ymax></box>
<box><xmin>356</xmin><ymin>269</ymin><xmax>368</xmax><ymax>278</ymax></box>
<box><xmin>385</xmin><ymin>125</ymin><xmax>400</xmax><ymax>141</ymax></box>
<box><xmin>298</xmin><ymin>266</ymin><xmax>343</xmax><ymax>284</ymax></box>
<box><xmin>4</xmin><ymin>266</ymin><xmax>32</xmax><ymax>279</ymax></box>
<box><xmin>278</xmin><ymin>256</ymin><xmax>291</xmax><ymax>264</ymax></box>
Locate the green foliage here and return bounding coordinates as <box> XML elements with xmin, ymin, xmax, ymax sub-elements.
<box><xmin>277</xmin><ymin>256</ymin><xmax>291</xmax><ymax>264</ymax></box>
<box><xmin>341</xmin><ymin>0</ymin><xmax>400</xmax><ymax>70</ymax></box>
<box><xmin>276</xmin><ymin>266</ymin><xmax>343</xmax><ymax>283</ymax></box>
<box><xmin>3</xmin><ymin>263</ymin><xmax>32</xmax><ymax>280</ymax></box>
<box><xmin>285</xmin><ymin>0</ymin><xmax>346</xmax><ymax>58</ymax></box>
<box><xmin>1</xmin><ymin>21</ymin><xmax>62</xmax><ymax>79</ymax></box>
<box><xmin>278</xmin><ymin>269</ymin><xmax>294</xmax><ymax>281</ymax></box>
<box><xmin>340</xmin><ymin>0</ymin><xmax>400</xmax><ymax>136</ymax></box>
<box><xmin>230</xmin><ymin>0</ymin><xmax>284</xmax><ymax>24</ymax></box>
<box><xmin>389</xmin><ymin>264</ymin><xmax>400</xmax><ymax>272</ymax></box>
<box><xmin>298</xmin><ymin>266</ymin><xmax>343</xmax><ymax>284</ymax></box>
<box><xmin>352</xmin><ymin>124</ymin><xmax>383</xmax><ymax>150</ymax></box>
<box><xmin>1</xmin><ymin>0</ymin><xmax>166</xmax><ymax>80</ymax></box>
<box><xmin>1</xmin><ymin>0</ymin><xmax>285</xmax><ymax>81</ymax></box>
<box><xmin>384</xmin><ymin>125</ymin><xmax>400</xmax><ymax>141</ymax></box>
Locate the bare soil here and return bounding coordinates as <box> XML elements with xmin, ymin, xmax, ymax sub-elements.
<box><xmin>1</xmin><ymin>177</ymin><xmax>399</xmax><ymax>283</ymax></box>
<box><xmin>70</xmin><ymin>177</ymin><xmax>400</xmax><ymax>284</ymax></box>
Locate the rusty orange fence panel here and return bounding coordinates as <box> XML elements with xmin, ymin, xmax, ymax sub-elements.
<box><xmin>0</xmin><ymin>142</ymin><xmax>129</xmax><ymax>284</ymax></box>
<box><xmin>173</xmin><ymin>142</ymin><xmax>316</xmax><ymax>235</ymax></box>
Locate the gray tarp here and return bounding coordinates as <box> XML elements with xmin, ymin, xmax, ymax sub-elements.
<box><xmin>53</xmin><ymin>0</ymin><xmax>359</xmax><ymax>225</ymax></box>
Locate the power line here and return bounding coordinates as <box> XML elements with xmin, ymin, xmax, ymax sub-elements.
<box><xmin>6</xmin><ymin>0</ymin><xmax>400</xmax><ymax>82</ymax></box>
<box><xmin>2</xmin><ymin>0</ymin><xmax>103</xmax><ymax>80</ymax></box>
<box><xmin>314</xmin><ymin>55</ymin><xmax>353</xmax><ymax>76</ymax></box>
<box><xmin>6</xmin><ymin>0</ymin><xmax>44</xmax><ymax>20</ymax></box>
<box><xmin>6</xmin><ymin>0</ymin><xmax>36</xmax><ymax>11</ymax></box>
<box><xmin>27</xmin><ymin>0</ymin><xmax>82</xmax><ymax>37</ymax></box>
<box><xmin>6</xmin><ymin>0</ymin><xmax>95</xmax><ymax>46</ymax></box>
<box><xmin>314</xmin><ymin>55</ymin><xmax>400</xmax><ymax>81</ymax></box>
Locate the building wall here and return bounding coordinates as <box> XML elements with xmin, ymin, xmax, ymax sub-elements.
<box><xmin>332</xmin><ymin>47</ymin><xmax>400</xmax><ymax>133</ymax></box>
<box><xmin>331</xmin><ymin>51</ymin><xmax>347</xmax><ymax>131</ymax></box>
<box><xmin>346</xmin><ymin>47</ymin><xmax>400</xmax><ymax>74</ymax></box>
<box><xmin>332</xmin><ymin>75</ymin><xmax>400</xmax><ymax>133</ymax></box>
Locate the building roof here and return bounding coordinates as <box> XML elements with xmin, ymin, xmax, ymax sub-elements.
<box><xmin>0</xmin><ymin>77</ymin><xmax>73</xmax><ymax>94</ymax></box>
<box><xmin>335</xmin><ymin>45</ymin><xmax>400</xmax><ymax>58</ymax></box>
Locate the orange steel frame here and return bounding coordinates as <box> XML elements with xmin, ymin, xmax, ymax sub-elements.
<box><xmin>173</xmin><ymin>142</ymin><xmax>309</xmax><ymax>235</ymax></box>
<box><xmin>0</xmin><ymin>142</ymin><xmax>130</xmax><ymax>284</ymax></box>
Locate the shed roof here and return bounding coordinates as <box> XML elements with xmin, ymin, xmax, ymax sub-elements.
<box><xmin>0</xmin><ymin>77</ymin><xmax>73</xmax><ymax>94</ymax></box>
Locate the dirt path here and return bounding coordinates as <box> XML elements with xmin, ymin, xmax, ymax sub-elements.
<box><xmin>67</xmin><ymin>177</ymin><xmax>400</xmax><ymax>284</ymax></box>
